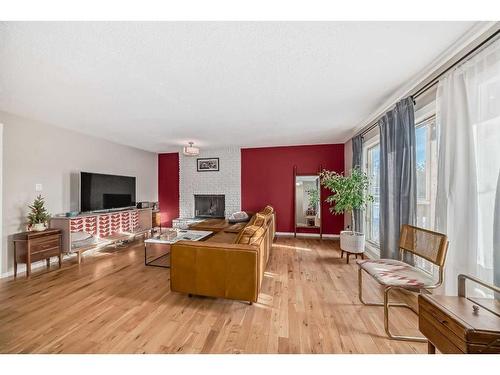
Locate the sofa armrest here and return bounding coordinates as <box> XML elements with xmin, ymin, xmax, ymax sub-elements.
<box><xmin>170</xmin><ymin>241</ymin><xmax>260</xmax><ymax>302</ymax></box>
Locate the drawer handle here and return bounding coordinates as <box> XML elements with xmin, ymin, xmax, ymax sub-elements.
<box><xmin>431</xmin><ymin>313</ymin><xmax>448</xmax><ymax>324</ymax></box>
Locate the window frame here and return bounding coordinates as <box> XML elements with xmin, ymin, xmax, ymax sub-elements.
<box><xmin>362</xmin><ymin>133</ymin><xmax>381</xmax><ymax>249</ymax></box>
<box><xmin>415</xmin><ymin>114</ymin><xmax>436</xmax><ymax>205</ymax></box>
<box><xmin>414</xmin><ymin>108</ymin><xmax>438</xmax><ymax>274</ymax></box>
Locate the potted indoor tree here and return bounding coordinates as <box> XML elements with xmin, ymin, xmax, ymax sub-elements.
<box><xmin>320</xmin><ymin>167</ymin><xmax>373</xmax><ymax>255</ymax></box>
<box><xmin>27</xmin><ymin>195</ymin><xmax>51</xmax><ymax>231</ymax></box>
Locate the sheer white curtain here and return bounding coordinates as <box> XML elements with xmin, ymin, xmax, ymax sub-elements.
<box><xmin>435</xmin><ymin>38</ymin><xmax>500</xmax><ymax>296</ymax></box>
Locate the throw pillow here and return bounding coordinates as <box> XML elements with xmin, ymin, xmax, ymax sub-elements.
<box><xmin>253</xmin><ymin>213</ymin><xmax>266</xmax><ymax>227</ymax></box>
<box><xmin>249</xmin><ymin>226</ymin><xmax>266</xmax><ymax>245</ymax></box>
<box><xmin>237</xmin><ymin>225</ymin><xmax>260</xmax><ymax>244</ymax></box>
<box><xmin>260</xmin><ymin>205</ymin><xmax>274</xmax><ymax>216</ymax></box>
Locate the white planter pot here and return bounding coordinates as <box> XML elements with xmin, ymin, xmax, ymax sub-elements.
<box><xmin>32</xmin><ymin>223</ymin><xmax>46</xmax><ymax>232</ymax></box>
<box><xmin>340</xmin><ymin>230</ymin><xmax>365</xmax><ymax>254</ymax></box>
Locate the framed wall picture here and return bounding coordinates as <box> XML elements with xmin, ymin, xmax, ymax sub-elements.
<box><xmin>197</xmin><ymin>157</ymin><xmax>220</xmax><ymax>172</ymax></box>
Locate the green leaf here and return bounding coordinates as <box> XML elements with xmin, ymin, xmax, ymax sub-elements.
<box><xmin>27</xmin><ymin>194</ymin><xmax>51</xmax><ymax>226</ymax></box>
<box><xmin>319</xmin><ymin>167</ymin><xmax>373</xmax><ymax>216</ymax></box>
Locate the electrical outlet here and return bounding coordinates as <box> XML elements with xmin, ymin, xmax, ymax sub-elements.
<box><xmin>35</xmin><ymin>183</ymin><xmax>43</xmax><ymax>192</ymax></box>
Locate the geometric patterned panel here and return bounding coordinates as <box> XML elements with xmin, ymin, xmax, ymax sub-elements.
<box><xmin>121</xmin><ymin>211</ymin><xmax>131</xmax><ymax>232</ymax></box>
<box><xmin>110</xmin><ymin>213</ymin><xmax>121</xmax><ymax>233</ymax></box>
<box><xmin>357</xmin><ymin>258</ymin><xmax>434</xmax><ymax>289</ymax></box>
<box><xmin>69</xmin><ymin>209</ymin><xmax>143</xmax><ymax>238</ymax></box>
<box><xmin>131</xmin><ymin>210</ymin><xmax>139</xmax><ymax>231</ymax></box>
<box><xmin>70</xmin><ymin>218</ymin><xmax>84</xmax><ymax>233</ymax></box>
<box><xmin>84</xmin><ymin>216</ymin><xmax>97</xmax><ymax>235</ymax></box>
<box><xmin>98</xmin><ymin>214</ymin><xmax>111</xmax><ymax>238</ymax></box>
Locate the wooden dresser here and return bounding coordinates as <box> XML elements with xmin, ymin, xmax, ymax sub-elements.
<box><xmin>13</xmin><ymin>229</ymin><xmax>62</xmax><ymax>277</ymax></box>
<box><xmin>418</xmin><ymin>276</ymin><xmax>500</xmax><ymax>354</ymax></box>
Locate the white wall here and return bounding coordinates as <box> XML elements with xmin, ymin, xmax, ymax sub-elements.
<box><xmin>1</xmin><ymin>111</ymin><xmax>158</xmax><ymax>276</ymax></box>
<box><xmin>179</xmin><ymin>147</ymin><xmax>240</xmax><ymax>219</ymax></box>
<box><xmin>0</xmin><ymin>123</ymin><xmax>3</xmax><ymax>275</ymax></box>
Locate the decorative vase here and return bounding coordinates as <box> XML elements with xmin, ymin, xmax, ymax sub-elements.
<box><xmin>32</xmin><ymin>223</ymin><xmax>46</xmax><ymax>232</ymax></box>
<box><xmin>340</xmin><ymin>230</ymin><xmax>365</xmax><ymax>254</ymax></box>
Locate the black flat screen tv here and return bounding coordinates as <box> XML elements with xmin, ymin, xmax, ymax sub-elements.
<box><xmin>80</xmin><ymin>172</ymin><xmax>136</xmax><ymax>212</ymax></box>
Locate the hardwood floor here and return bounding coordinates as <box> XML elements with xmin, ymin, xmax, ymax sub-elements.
<box><xmin>0</xmin><ymin>237</ymin><xmax>426</xmax><ymax>354</ymax></box>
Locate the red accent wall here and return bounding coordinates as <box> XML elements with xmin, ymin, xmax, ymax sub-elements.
<box><xmin>241</xmin><ymin>144</ymin><xmax>344</xmax><ymax>234</ymax></box>
<box><xmin>158</xmin><ymin>152</ymin><xmax>179</xmax><ymax>227</ymax></box>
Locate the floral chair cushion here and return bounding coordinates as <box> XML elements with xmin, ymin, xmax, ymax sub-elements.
<box><xmin>357</xmin><ymin>258</ymin><xmax>434</xmax><ymax>289</ymax></box>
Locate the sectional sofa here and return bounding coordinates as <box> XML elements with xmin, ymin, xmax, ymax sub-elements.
<box><xmin>170</xmin><ymin>206</ymin><xmax>276</xmax><ymax>304</ymax></box>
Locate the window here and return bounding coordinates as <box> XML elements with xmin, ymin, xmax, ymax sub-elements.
<box><xmin>414</xmin><ymin>102</ymin><xmax>438</xmax><ymax>273</ymax></box>
<box><xmin>415</xmin><ymin>116</ymin><xmax>438</xmax><ymax>230</ymax></box>
<box><xmin>363</xmin><ymin>134</ymin><xmax>380</xmax><ymax>247</ymax></box>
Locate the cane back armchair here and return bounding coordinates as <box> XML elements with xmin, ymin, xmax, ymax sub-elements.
<box><xmin>357</xmin><ymin>224</ymin><xmax>449</xmax><ymax>342</ymax></box>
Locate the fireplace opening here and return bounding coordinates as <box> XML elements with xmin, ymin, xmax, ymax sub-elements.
<box><xmin>194</xmin><ymin>194</ymin><xmax>225</xmax><ymax>218</ymax></box>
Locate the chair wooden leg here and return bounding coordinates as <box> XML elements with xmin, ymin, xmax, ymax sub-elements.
<box><xmin>340</xmin><ymin>250</ymin><xmax>344</xmax><ymax>258</ymax></box>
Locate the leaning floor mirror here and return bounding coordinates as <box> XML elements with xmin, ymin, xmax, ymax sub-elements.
<box><xmin>294</xmin><ymin>170</ymin><xmax>322</xmax><ymax>238</ymax></box>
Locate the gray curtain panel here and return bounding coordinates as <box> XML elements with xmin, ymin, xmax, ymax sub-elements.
<box><xmin>352</xmin><ymin>135</ymin><xmax>363</xmax><ymax>233</ymax></box>
<box><xmin>378</xmin><ymin>97</ymin><xmax>417</xmax><ymax>260</ymax></box>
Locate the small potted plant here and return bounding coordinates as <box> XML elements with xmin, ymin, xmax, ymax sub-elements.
<box><xmin>320</xmin><ymin>167</ymin><xmax>373</xmax><ymax>255</ymax></box>
<box><xmin>27</xmin><ymin>195</ymin><xmax>51</xmax><ymax>231</ymax></box>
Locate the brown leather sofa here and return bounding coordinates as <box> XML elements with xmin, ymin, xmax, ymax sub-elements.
<box><xmin>170</xmin><ymin>207</ymin><xmax>276</xmax><ymax>304</ymax></box>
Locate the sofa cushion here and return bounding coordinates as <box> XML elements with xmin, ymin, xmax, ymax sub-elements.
<box><xmin>237</xmin><ymin>224</ymin><xmax>266</xmax><ymax>245</ymax></box>
<box><xmin>248</xmin><ymin>226</ymin><xmax>266</xmax><ymax>245</ymax></box>
<box><xmin>260</xmin><ymin>205</ymin><xmax>274</xmax><ymax>215</ymax></box>
<box><xmin>206</xmin><ymin>231</ymin><xmax>239</xmax><ymax>244</ymax></box>
<box><xmin>357</xmin><ymin>259</ymin><xmax>434</xmax><ymax>289</ymax></box>
<box><xmin>224</xmin><ymin>222</ymin><xmax>248</xmax><ymax>234</ymax></box>
<box><xmin>253</xmin><ymin>213</ymin><xmax>266</xmax><ymax>227</ymax></box>
<box><xmin>258</xmin><ymin>206</ymin><xmax>274</xmax><ymax>224</ymax></box>
<box><xmin>237</xmin><ymin>225</ymin><xmax>258</xmax><ymax>244</ymax></box>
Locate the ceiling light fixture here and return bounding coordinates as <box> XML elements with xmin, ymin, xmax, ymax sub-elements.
<box><xmin>183</xmin><ymin>142</ymin><xmax>200</xmax><ymax>156</ymax></box>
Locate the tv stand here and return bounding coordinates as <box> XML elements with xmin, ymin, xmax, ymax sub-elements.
<box><xmin>50</xmin><ymin>208</ymin><xmax>152</xmax><ymax>263</ymax></box>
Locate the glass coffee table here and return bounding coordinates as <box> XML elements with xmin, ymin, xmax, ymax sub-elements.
<box><xmin>144</xmin><ymin>229</ymin><xmax>213</xmax><ymax>268</ymax></box>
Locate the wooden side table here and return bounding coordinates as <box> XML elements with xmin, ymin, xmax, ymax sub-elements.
<box><xmin>418</xmin><ymin>275</ymin><xmax>500</xmax><ymax>354</ymax></box>
<box><xmin>13</xmin><ymin>229</ymin><xmax>63</xmax><ymax>277</ymax></box>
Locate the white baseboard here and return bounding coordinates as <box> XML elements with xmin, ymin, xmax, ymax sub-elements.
<box><xmin>0</xmin><ymin>254</ymin><xmax>76</xmax><ymax>279</ymax></box>
<box><xmin>1</xmin><ymin>237</ymin><xmax>141</xmax><ymax>279</ymax></box>
<box><xmin>275</xmin><ymin>232</ymin><xmax>339</xmax><ymax>239</ymax></box>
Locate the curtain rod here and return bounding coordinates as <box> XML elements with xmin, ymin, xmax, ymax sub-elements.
<box><xmin>356</xmin><ymin>27</ymin><xmax>500</xmax><ymax>139</ymax></box>
<box><xmin>413</xmin><ymin>28</ymin><xmax>500</xmax><ymax>99</ymax></box>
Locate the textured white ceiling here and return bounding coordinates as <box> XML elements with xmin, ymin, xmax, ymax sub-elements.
<box><xmin>0</xmin><ymin>21</ymin><xmax>476</xmax><ymax>152</ymax></box>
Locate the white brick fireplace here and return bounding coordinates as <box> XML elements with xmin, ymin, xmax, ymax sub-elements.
<box><xmin>179</xmin><ymin>147</ymin><xmax>241</xmax><ymax>219</ymax></box>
